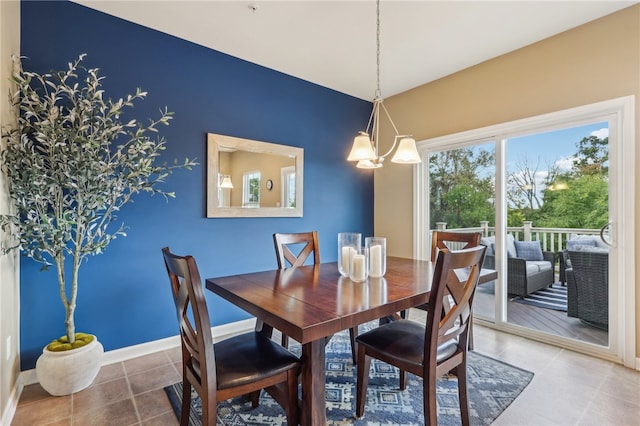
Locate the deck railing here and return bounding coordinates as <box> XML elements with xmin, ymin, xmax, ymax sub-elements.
<box><xmin>434</xmin><ymin>221</ymin><xmax>601</xmax><ymax>253</ymax></box>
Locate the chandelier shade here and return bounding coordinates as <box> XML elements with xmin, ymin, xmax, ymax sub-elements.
<box><xmin>347</xmin><ymin>132</ymin><xmax>377</xmax><ymax>161</ymax></box>
<box><xmin>390</xmin><ymin>137</ymin><xmax>421</xmax><ymax>164</ymax></box>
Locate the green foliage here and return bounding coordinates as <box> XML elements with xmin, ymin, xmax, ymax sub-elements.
<box><xmin>574</xmin><ymin>135</ymin><xmax>608</xmax><ymax>175</ymax></box>
<box><xmin>429</xmin><ymin>147</ymin><xmax>495</xmax><ymax>228</ymax></box>
<box><xmin>534</xmin><ymin>134</ymin><xmax>608</xmax><ymax>229</ymax></box>
<box><xmin>537</xmin><ymin>174</ymin><xmax>608</xmax><ymax>229</ymax></box>
<box><xmin>507</xmin><ymin>209</ymin><xmax>526</xmax><ymax>227</ymax></box>
<box><xmin>0</xmin><ymin>54</ymin><xmax>197</xmax><ymax>343</ymax></box>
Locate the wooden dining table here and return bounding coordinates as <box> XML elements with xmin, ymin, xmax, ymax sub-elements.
<box><xmin>206</xmin><ymin>256</ymin><xmax>497</xmax><ymax>426</ymax></box>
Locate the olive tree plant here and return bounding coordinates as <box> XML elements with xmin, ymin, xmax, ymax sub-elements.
<box><xmin>0</xmin><ymin>54</ymin><xmax>196</xmax><ymax>347</ymax></box>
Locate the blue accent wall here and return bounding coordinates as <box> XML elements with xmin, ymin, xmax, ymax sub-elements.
<box><xmin>19</xmin><ymin>1</ymin><xmax>373</xmax><ymax>369</ymax></box>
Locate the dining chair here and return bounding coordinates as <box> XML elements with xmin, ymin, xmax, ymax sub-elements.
<box><xmin>161</xmin><ymin>247</ymin><xmax>301</xmax><ymax>426</ymax></box>
<box><xmin>272</xmin><ymin>231</ymin><xmax>359</xmax><ymax>364</ymax></box>
<box><xmin>273</xmin><ymin>230</ymin><xmax>321</xmax><ymax>268</ymax></box>
<box><xmin>355</xmin><ymin>245</ymin><xmax>486</xmax><ymax>425</ymax></box>
<box><xmin>430</xmin><ymin>231</ymin><xmax>482</xmax><ymax>262</ymax></box>
<box><xmin>411</xmin><ymin>230</ymin><xmax>482</xmax><ymax>349</ymax></box>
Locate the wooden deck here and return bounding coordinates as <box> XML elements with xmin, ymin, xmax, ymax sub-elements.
<box><xmin>473</xmin><ymin>282</ymin><xmax>608</xmax><ymax>347</ymax></box>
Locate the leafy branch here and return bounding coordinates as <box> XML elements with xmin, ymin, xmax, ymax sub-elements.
<box><xmin>0</xmin><ymin>54</ymin><xmax>197</xmax><ymax>344</ymax></box>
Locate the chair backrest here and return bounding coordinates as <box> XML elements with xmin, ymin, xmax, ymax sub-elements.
<box><xmin>162</xmin><ymin>247</ymin><xmax>216</xmax><ymax>393</ymax></box>
<box><xmin>273</xmin><ymin>231</ymin><xmax>320</xmax><ymax>268</ymax></box>
<box><xmin>567</xmin><ymin>249</ymin><xmax>609</xmax><ymax>326</ymax></box>
<box><xmin>425</xmin><ymin>245</ymin><xmax>486</xmax><ymax>359</ymax></box>
<box><xmin>430</xmin><ymin>230</ymin><xmax>482</xmax><ymax>262</ymax></box>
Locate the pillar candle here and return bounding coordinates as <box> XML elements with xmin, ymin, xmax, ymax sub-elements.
<box><xmin>351</xmin><ymin>254</ymin><xmax>366</xmax><ymax>282</ymax></box>
<box><xmin>341</xmin><ymin>246</ymin><xmax>351</xmax><ymax>274</ymax></box>
<box><xmin>369</xmin><ymin>244</ymin><xmax>382</xmax><ymax>277</ymax></box>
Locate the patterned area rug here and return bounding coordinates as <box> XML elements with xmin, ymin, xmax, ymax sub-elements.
<box><xmin>512</xmin><ymin>283</ymin><xmax>568</xmax><ymax>311</ymax></box>
<box><xmin>164</xmin><ymin>325</ymin><xmax>533</xmax><ymax>425</ymax></box>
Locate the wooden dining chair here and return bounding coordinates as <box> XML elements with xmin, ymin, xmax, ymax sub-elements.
<box><xmin>162</xmin><ymin>247</ymin><xmax>301</xmax><ymax>426</ymax></box>
<box><xmin>430</xmin><ymin>230</ymin><xmax>482</xmax><ymax>262</ymax></box>
<box><xmin>411</xmin><ymin>230</ymin><xmax>482</xmax><ymax>348</ymax></box>
<box><xmin>272</xmin><ymin>231</ymin><xmax>359</xmax><ymax>364</ymax></box>
<box><xmin>355</xmin><ymin>245</ymin><xmax>486</xmax><ymax>425</ymax></box>
<box><xmin>273</xmin><ymin>231</ymin><xmax>321</xmax><ymax>269</ymax></box>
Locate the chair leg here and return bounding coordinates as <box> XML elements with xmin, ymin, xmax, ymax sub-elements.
<box><xmin>284</xmin><ymin>369</ymin><xmax>300</xmax><ymax>426</ymax></box>
<box><xmin>200</xmin><ymin>386</ymin><xmax>217</xmax><ymax>426</ymax></box>
<box><xmin>468</xmin><ymin>316</ymin><xmax>474</xmax><ymax>351</ymax></box>
<box><xmin>349</xmin><ymin>326</ymin><xmax>358</xmax><ymax>364</ymax></box>
<box><xmin>281</xmin><ymin>334</ymin><xmax>289</xmax><ymax>348</ymax></box>
<box><xmin>250</xmin><ymin>390</ymin><xmax>260</xmax><ymax>408</ymax></box>
<box><xmin>180</xmin><ymin>380</ymin><xmax>192</xmax><ymax>426</ymax></box>
<box><xmin>423</xmin><ymin>374</ymin><xmax>438</xmax><ymax>426</ymax></box>
<box><xmin>456</xmin><ymin>361</ymin><xmax>470</xmax><ymax>426</ymax></box>
<box><xmin>399</xmin><ymin>369</ymin><xmax>407</xmax><ymax>390</ymax></box>
<box><xmin>355</xmin><ymin>345</ymin><xmax>371</xmax><ymax>418</ymax></box>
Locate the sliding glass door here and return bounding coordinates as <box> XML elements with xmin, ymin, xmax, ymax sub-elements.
<box><xmin>414</xmin><ymin>97</ymin><xmax>635</xmax><ymax>366</ymax></box>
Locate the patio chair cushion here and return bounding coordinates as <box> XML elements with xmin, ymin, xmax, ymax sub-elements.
<box><xmin>569</xmin><ymin>234</ymin><xmax>609</xmax><ymax>249</ymax></box>
<box><xmin>566</xmin><ymin>238</ymin><xmax>597</xmax><ymax>250</ymax></box>
<box><xmin>526</xmin><ymin>260</ymin><xmax>552</xmax><ymax>274</ymax></box>
<box><xmin>480</xmin><ymin>237</ymin><xmax>494</xmax><ymax>255</ymax></box>
<box><xmin>570</xmin><ymin>244</ymin><xmax>609</xmax><ymax>254</ymax></box>
<box><xmin>480</xmin><ymin>235</ymin><xmax>517</xmax><ymax>258</ymax></box>
<box><xmin>514</xmin><ymin>240</ymin><xmax>543</xmax><ymax>261</ymax></box>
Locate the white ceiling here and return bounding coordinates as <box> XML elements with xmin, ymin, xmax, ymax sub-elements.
<box><xmin>73</xmin><ymin>0</ymin><xmax>638</xmax><ymax>100</ymax></box>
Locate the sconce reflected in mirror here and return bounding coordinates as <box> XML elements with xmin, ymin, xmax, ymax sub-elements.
<box><xmin>207</xmin><ymin>133</ymin><xmax>304</xmax><ymax>218</ymax></box>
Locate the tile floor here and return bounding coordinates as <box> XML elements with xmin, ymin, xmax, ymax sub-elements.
<box><xmin>11</xmin><ymin>311</ymin><xmax>640</xmax><ymax>425</ymax></box>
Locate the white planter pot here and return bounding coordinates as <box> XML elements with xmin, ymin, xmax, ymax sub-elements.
<box><xmin>35</xmin><ymin>335</ymin><xmax>104</xmax><ymax>396</ymax></box>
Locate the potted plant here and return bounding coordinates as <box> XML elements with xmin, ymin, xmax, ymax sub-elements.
<box><xmin>0</xmin><ymin>54</ymin><xmax>196</xmax><ymax>395</ymax></box>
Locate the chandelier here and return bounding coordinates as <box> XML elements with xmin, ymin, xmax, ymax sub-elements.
<box><xmin>347</xmin><ymin>0</ymin><xmax>421</xmax><ymax>169</ymax></box>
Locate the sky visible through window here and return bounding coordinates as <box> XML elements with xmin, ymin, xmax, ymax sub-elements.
<box><xmin>469</xmin><ymin>121</ymin><xmax>608</xmax><ymax>206</ymax></box>
<box><xmin>507</xmin><ymin>121</ymin><xmax>608</xmax><ymax>203</ymax></box>
<box><xmin>507</xmin><ymin>122</ymin><xmax>608</xmax><ymax>174</ymax></box>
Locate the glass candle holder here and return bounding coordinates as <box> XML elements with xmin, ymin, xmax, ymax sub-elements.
<box><xmin>366</xmin><ymin>236</ymin><xmax>386</xmax><ymax>277</ymax></box>
<box><xmin>349</xmin><ymin>246</ymin><xmax>368</xmax><ymax>283</ymax></box>
<box><xmin>338</xmin><ymin>232</ymin><xmax>361</xmax><ymax>276</ymax></box>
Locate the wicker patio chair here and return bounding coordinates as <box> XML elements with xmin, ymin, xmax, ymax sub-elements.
<box><xmin>565</xmin><ymin>249</ymin><xmax>608</xmax><ymax>329</ymax></box>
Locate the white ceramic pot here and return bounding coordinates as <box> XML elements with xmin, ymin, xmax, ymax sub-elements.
<box><xmin>35</xmin><ymin>335</ymin><xmax>104</xmax><ymax>396</ymax></box>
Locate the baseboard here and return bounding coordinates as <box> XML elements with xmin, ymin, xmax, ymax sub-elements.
<box><xmin>13</xmin><ymin>317</ymin><xmax>256</xmax><ymax>395</ymax></box>
<box><xmin>1</xmin><ymin>380</ymin><xmax>22</xmax><ymax>426</ymax></box>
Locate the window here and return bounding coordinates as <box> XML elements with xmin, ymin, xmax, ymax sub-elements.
<box><xmin>281</xmin><ymin>166</ymin><xmax>296</xmax><ymax>208</ymax></box>
<box><xmin>242</xmin><ymin>171</ymin><xmax>260</xmax><ymax>207</ymax></box>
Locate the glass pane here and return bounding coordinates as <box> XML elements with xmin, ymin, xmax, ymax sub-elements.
<box><xmin>504</xmin><ymin>122</ymin><xmax>609</xmax><ymax>347</ymax></box>
<box><xmin>428</xmin><ymin>142</ymin><xmax>496</xmax><ymax>321</ymax></box>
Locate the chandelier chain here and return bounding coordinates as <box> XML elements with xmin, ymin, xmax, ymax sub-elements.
<box><xmin>375</xmin><ymin>0</ymin><xmax>381</xmax><ymax>99</ymax></box>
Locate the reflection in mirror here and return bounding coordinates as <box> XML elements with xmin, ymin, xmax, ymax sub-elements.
<box><xmin>207</xmin><ymin>133</ymin><xmax>304</xmax><ymax>217</ymax></box>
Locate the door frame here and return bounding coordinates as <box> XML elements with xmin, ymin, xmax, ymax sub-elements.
<box><xmin>414</xmin><ymin>96</ymin><xmax>636</xmax><ymax>368</ymax></box>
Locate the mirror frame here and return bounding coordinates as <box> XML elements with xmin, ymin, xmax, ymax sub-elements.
<box><xmin>207</xmin><ymin>133</ymin><xmax>304</xmax><ymax>218</ymax></box>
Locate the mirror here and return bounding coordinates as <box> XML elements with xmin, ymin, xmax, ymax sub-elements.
<box><xmin>207</xmin><ymin>133</ymin><xmax>304</xmax><ymax>218</ymax></box>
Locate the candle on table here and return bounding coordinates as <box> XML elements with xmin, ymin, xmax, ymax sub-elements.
<box><xmin>369</xmin><ymin>244</ymin><xmax>382</xmax><ymax>277</ymax></box>
<box><xmin>351</xmin><ymin>253</ymin><xmax>366</xmax><ymax>282</ymax></box>
<box><xmin>341</xmin><ymin>246</ymin><xmax>351</xmax><ymax>274</ymax></box>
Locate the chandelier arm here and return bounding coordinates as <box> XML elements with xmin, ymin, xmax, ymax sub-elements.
<box><xmin>376</xmin><ymin>101</ymin><xmax>404</xmax><ymax>160</ymax></box>
<box><xmin>379</xmin><ymin>100</ymin><xmax>401</xmax><ymax>135</ymax></box>
<box><xmin>378</xmin><ymin>135</ymin><xmax>401</xmax><ymax>160</ymax></box>
<box><xmin>365</xmin><ymin>100</ymin><xmax>377</xmax><ymax>135</ymax></box>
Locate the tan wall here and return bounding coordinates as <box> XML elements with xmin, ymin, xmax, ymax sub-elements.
<box><xmin>0</xmin><ymin>0</ymin><xmax>21</xmax><ymax>421</ymax></box>
<box><xmin>375</xmin><ymin>6</ymin><xmax>640</xmax><ymax>355</ymax></box>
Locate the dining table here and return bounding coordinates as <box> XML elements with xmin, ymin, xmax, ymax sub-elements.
<box><xmin>205</xmin><ymin>256</ymin><xmax>497</xmax><ymax>426</ymax></box>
